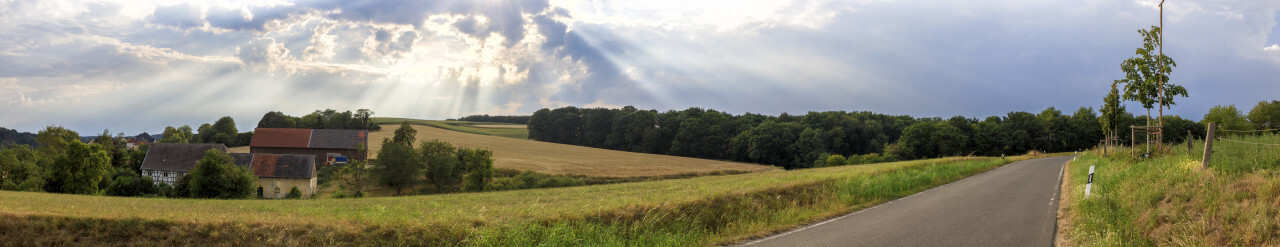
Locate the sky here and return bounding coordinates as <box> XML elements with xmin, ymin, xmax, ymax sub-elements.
<box><xmin>1</xmin><ymin>0</ymin><xmax>1278</xmax><ymax>134</ymax></box>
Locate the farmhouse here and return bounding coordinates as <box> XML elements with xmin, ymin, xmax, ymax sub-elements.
<box><xmin>230</xmin><ymin>153</ymin><xmax>317</xmax><ymax>199</ymax></box>
<box><xmin>249</xmin><ymin>128</ymin><xmax>368</xmax><ymax>168</ymax></box>
<box><xmin>139</xmin><ymin>143</ymin><xmax>229</xmax><ymax>186</ymax></box>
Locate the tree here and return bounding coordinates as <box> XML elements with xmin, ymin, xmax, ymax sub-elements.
<box><xmin>459</xmin><ymin>148</ymin><xmax>494</xmax><ymax>192</ymax></box>
<box><xmin>212</xmin><ymin>116</ymin><xmax>238</xmax><ymax>137</ymax></box>
<box><xmin>356</xmin><ymin>109</ymin><xmax>375</xmax><ymax>130</ymax></box>
<box><xmin>1246</xmin><ymin>100</ymin><xmax>1280</xmax><ymax>130</ymax></box>
<box><xmin>420</xmin><ymin>140</ymin><xmax>459</xmax><ymax>193</ymax></box>
<box><xmin>1116</xmin><ymin>26</ymin><xmax>1189</xmax><ymax>127</ymax></box>
<box><xmin>45</xmin><ymin>142</ymin><xmax>111</xmax><ymax>194</ymax></box>
<box><xmin>188</xmin><ymin>149</ymin><xmax>256</xmax><ymax>199</ymax></box>
<box><xmin>196</xmin><ymin>123</ymin><xmax>213</xmax><ymax>143</ymax></box>
<box><xmin>392</xmin><ymin>122</ymin><xmax>417</xmax><ymax>146</ymax></box>
<box><xmin>1202</xmin><ymin>104</ymin><xmax>1250</xmax><ymax>135</ymax></box>
<box><xmin>376</xmin><ymin>138</ymin><xmax>419</xmax><ymax>195</ymax></box>
<box><xmin>36</xmin><ymin>126</ymin><xmax>80</xmax><ymax>157</ymax></box>
<box><xmin>1099</xmin><ymin>84</ymin><xmax>1127</xmax><ymax>140</ymax></box>
<box><xmin>334</xmin><ymin>144</ymin><xmax>369</xmax><ymax>197</ymax></box>
<box><xmin>0</xmin><ymin>144</ymin><xmax>46</xmax><ymax>191</ymax></box>
<box><xmin>160</xmin><ymin>125</ymin><xmax>194</xmax><ymax>143</ymax></box>
<box><xmin>257</xmin><ymin>111</ymin><xmax>298</xmax><ymax>128</ymax></box>
<box><xmin>788</xmin><ymin>127</ymin><xmax>827</xmax><ymax>168</ymax></box>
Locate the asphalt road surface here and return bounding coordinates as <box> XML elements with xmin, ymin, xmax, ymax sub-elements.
<box><xmin>739</xmin><ymin>156</ymin><xmax>1072</xmax><ymax>247</ymax></box>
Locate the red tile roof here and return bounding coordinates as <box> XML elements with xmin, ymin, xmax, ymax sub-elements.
<box><xmin>249</xmin><ymin>128</ymin><xmax>312</xmax><ymax>148</ymax></box>
<box><xmin>230</xmin><ymin>153</ymin><xmax>315</xmax><ymax>179</ymax></box>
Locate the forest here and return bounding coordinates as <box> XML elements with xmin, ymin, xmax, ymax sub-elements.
<box><xmin>527</xmin><ymin>106</ymin><xmax>1206</xmax><ymax>169</ymax></box>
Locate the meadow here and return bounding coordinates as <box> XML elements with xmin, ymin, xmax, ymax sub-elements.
<box><xmin>1058</xmin><ymin>134</ymin><xmax>1280</xmax><ymax>246</ymax></box>
<box><xmin>367</xmin><ymin>123</ymin><xmax>775</xmax><ymax>177</ymax></box>
<box><xmin>0</xmin><ymin>154</ymin><xmax>1051</xmax><ymax>246</ymax></box>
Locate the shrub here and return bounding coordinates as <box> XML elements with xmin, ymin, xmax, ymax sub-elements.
<box><xmin>285</xmin><ymin>186</ymin><xmax>302</xmax><ymax>199</ymax></box>
<box><xmin>188</xmin><ymin>150</ymin><xmax>256</xmax><ymax>199</ymax></box>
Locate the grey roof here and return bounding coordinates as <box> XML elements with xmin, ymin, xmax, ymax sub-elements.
<box><xmin>307</xmin><ymin>129</ymin><xmax>367</xmax><ymax>149</ymax></box>
<box><xmin>229</xmin><ymin>153</ymin><xmax>316</xmax><ymax>179</ymax></box>
<box><xmin>140</xmin><ymin>143</ymin><xmax>229</xmax><ymax>172</ymax></box>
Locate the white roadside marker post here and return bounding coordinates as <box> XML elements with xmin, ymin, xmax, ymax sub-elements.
<box><xmin>1085</xmin><ymin>165</ymin><xmax>1095</xmax><ymax>198</ymax></box>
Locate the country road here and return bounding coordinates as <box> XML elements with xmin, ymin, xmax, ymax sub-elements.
<box><xmin>739</xmin><ymin>156</ymin><xmax>1072</xmax><ymax>247</ymax></box>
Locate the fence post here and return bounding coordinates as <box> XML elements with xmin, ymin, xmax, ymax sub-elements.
<box><xmin>1202</xmin><ymin>122</ymin><xmax>1215</xmax><ymax>169</ymax></box>
<box><xmin>1187</xmin><ymin>130</ymin><xmax>1192</xmax><ymax>153</ymax></box>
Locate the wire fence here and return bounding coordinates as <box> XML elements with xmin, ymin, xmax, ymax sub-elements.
<box><xmin>1201</xmin><ymin>126</ymin><xmax>1280</xmax><ymax>174</ymax></box>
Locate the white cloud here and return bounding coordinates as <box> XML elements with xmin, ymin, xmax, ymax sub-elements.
<box><xmin>1267</xmin><ymin>44</ymin><xmax>1280</xmax><ymax>51</ymax></box>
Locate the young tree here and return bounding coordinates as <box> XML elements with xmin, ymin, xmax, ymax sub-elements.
<box><xmin>1115</xmin><ymin>26</ymin><xmax>1189</xmax><ymax>127</ymax></box>
<box><xmin>188</xmin><ymin>149</ymin><xmax>256</xmax><ymax>199</ymax></box>
<box><xmin>45</xmin><ymin>142</ymin><xmax>111</xmax><ymax>194</ymax></box>
<box><xmin>1099</xmin><ymin>84</ymin><xmax>1127</xmax><ymax>140</ymax></box>
<box><xmin>335</xmin><ymin>144</ymin><xmax>369</xmax><ymax>197</ymax></box>
<box><xmin>375</xmin><ymin>138</ymin><xmax>419</xmax><ymax>195</ymax></box>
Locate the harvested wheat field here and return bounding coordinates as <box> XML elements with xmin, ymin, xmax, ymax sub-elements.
<box><xmin>468</xmin><ymin>124</ymin><xmax>526</xmax><ymax>129</ymax></box>
<box><xmin>368</xmin><ymin>124</ymin><xmax>776</xmax><ymax>177</ymax></box>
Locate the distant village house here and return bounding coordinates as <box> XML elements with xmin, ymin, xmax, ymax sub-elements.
<box><xmin>139</xmin><ymin>143</ymin><xmax>229</xmax><ymax>186</ymax></box>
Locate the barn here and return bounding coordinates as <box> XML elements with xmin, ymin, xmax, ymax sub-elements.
<box><xmin>139</xmin><ymin>143</ymin><xmax>229</xmax><ymax>186</ymax></box>
<box><xmin>249</xmin><ymin>128</ymin><xmax>368</xmax><ymax>168</ymax></box>
<box><xmin>230</xmin><ymin>153</ymin><xmax>317</xmax><ymax>199</ymax></box>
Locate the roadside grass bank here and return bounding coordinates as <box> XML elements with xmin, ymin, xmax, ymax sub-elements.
<box><xmin>1059</xmin><ymin>138</ymin><xmax>1280</xmax><ymax>246</ymax></box>
<box><xmin>0</xmin><ymin>155</ymin><xmax>1049</xmax><ymax>246</ymax></box>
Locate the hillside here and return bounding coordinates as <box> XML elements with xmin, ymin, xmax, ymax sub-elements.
<box><xmin>0</xmin><ymin>156</ymin><xmax>1041</xmax><ymax>245</ymax></box>
<box><xmin>369</xmin><ymin>123</ymin><xmax>775</xmax><ymax>177</ymax></box>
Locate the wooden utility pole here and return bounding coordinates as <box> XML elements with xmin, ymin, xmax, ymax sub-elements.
<box><xmin>1202</xmin><ymin>122</ymin><xmax>1215</xmax><ymax>169</ymax></box>
<box><xmin>1157</xmin><ymin>0</ymin><xmax>1166</xmax><ymax>148</ymax></box>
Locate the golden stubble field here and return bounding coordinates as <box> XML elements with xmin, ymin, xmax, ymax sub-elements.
<box><xmin>367</xmin><ymin>124</ymin><xmax>776</xmax><ymax>177</ymax></box>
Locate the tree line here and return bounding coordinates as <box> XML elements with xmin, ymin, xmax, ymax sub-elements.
<box><xmin>449</xmin><ymin>115</ymin><xmax>532</xmax><ymax>125</ymax></box>
<box><xmin>0</xmin><ymin>126</ymin><xmax>255</xmax><ymax>199</ymax></box>
<box><xmin>256</xmin><ymin>109</ymin><xmax>381</xmax><ymax>130</ymax></box>
<box><xmin>156</xmin><ymin>109</ymin><xmax>380</xmax><ymax>147</ymax></box>
<box><xmin>527</xmin><ymin>105</ymin><xmax>1211</xmax><ymax>169</ymax></box>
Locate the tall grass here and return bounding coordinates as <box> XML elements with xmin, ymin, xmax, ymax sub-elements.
<box><xmin>1060</xmin><ymin>136</ymin><xmax>1280</xmax><ymax>246</ymax></box>
<box><xmin>1</xmin><ymin>155</ymin><xmax>1045</xmax><ymax>246</ymax></box>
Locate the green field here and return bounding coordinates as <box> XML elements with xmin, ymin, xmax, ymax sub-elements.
<box><xmin>372</xmin><ymin>117</ymin><xmax>529</xmax><ymax>139</ymax></box>
<box><xmin>1058</xmin><ymin>134</ymin><xmax>1280</xmax><ymax>246</ymax></box>
<box><xmin>0</xmin><ymin>154</ymin><xmax>1052</xmax><ymax>245</ymax></box>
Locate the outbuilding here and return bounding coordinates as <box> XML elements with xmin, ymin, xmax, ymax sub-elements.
<box><xmin>249</xmin><ymin>128</ymin><xmax>368</xmax><ymax>168</ymax></box>
<box><xmin>230</xmin><ymin>153</ymin><xmax>317</xmax><ymax>199</ymax></box>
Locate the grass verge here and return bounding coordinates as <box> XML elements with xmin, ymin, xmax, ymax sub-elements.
<box><xmin>1059</xmin><ymin>145</ymin><xmax>1280</xmax><ymax>246</ymax></box>
<box><xmin>1</xmin><ymin>155</ymin><xmax>1050</xmax><ymax>246</ymax></box>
